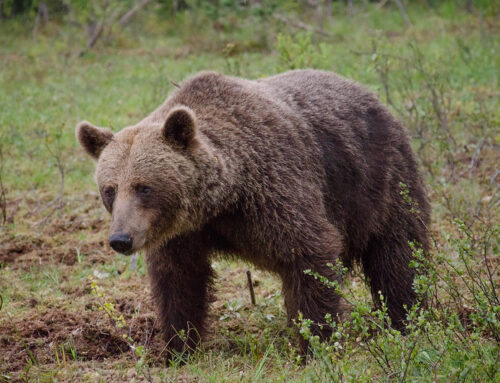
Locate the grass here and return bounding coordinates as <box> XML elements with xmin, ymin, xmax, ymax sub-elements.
<box><xmin>0</xmin><ymin>1</ymin><xmax>498</xmax><ymax>382</ymax></box>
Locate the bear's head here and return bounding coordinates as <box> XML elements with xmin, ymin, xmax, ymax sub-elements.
<box><xmin>76</xmin><ymin>106</ymin><xmax>221</xmax><ymax>255</ymax></box>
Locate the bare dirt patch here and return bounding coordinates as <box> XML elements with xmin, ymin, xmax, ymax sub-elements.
<box><xmin>0</xmin><ymin>235</ymin><xmax>112</xmax><ymax>269</ymax></box>
<box><xmin>0</xmin><ymin>194</ymin><xmax>111</xmax><ymax>266</ymax></box>
<box><xmin>0</xmin><ymin>307</ymin><xmax>164</xmax><ymax>374</ymax></box>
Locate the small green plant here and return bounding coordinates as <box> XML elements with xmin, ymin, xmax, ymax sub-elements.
<box><xmin>300</xmin><ymin>216</ymin><xmax>499</xmax><ymax>381</ymax></box>
<box><xmin>75</xmin><ymin>247</ymin><xmax>84</xmax><ymax>263</ymax></box>
<box><xmin>275</xmin><ymin>32</ymin><xmax>329</xmax><ymax>71</ymax></box>
<box><xmin>89</xmin><ymin>276</ymin><xmax>154</xmax><ymax>381</ymax></box>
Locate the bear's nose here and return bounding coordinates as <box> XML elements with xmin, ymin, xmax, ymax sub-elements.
<box><xmin>109</xmin><ymin>233</ymin><xmax>133</xmax><ymax>254</ymax></box>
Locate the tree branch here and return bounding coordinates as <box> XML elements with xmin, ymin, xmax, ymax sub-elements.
<box><xmin>119</xmin><ymin>0</ymin><xmax>152</xmax><ymax>27</ymax></box>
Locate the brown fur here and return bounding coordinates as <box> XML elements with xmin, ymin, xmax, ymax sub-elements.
<box><xmin>77</xmin><ymin>70</ymin><xmax>430</xmax><ymax>355</ymax></box>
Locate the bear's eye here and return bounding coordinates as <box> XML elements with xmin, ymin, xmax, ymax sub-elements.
<box><xmin>103</xmin><ymin>187</ymin><xmax>116</xmax><ymax>210</ymax></box>
<box><xmin>135</xmin><ymin>184</ymin><xmax>152</xmax><ymax>197</ymax></box>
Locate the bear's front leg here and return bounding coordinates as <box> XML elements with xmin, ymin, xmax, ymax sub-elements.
<box><xmin>146</xmin><ymin>233</ymin><xmax>214</xmax><ymax>358</ymax></box>
<box><xmin>279</xmin><ymin>234</ymin><xmax>343</xmax><ymax>355</ymax></box>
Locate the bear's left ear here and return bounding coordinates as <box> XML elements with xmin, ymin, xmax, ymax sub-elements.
<box><xmin>162</xmin><ymin>106</ymin><xmax>197</xmax><ymax>148</ymax></box>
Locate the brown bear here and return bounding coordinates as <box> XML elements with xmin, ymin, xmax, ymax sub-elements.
<box><xmin>76</xmin><ymin>69</ymin><xmax>430</xmax><ymax>355</ymax></box>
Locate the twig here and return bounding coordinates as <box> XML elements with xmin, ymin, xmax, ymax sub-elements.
<box><xmin>490</xmin><ymin>169</ymin><xmax>499</xmax><ymax>187</ymax></box>
<box><xmin>77</xmin><ymin>21</ymin><xmax>103</xmax><ymax>57</ymax></box>
<box><xmin>119</xmin><ymin>0</ymin><xmax>152</xmax><ymax>27</ymax></box>
<box><xmin>399</xmin><ymin>340</ymin><xmax>417</xmax><ymax>382</ymax></box>
<box><xmin>468</xmin><ymin>134</ymin><xmax>485</xmax><ymax>179</ymax></box>
<box><xmin>33</xmin><ymin>2</ymin><xmax>48</xmax><ymax>40</ymax></box>
<box><xmin>77</xmin><ymin>0</ymin><xmax>151</xmax><ymax>57</ymax></box>
<box><xmin>347</xmin><ymin>0</ymin><xmax>354</xmax><ymax>15</ymax></box>
<box><xmin>82</xmin><ymin>20</ymin><xmax>104</xmax><ymax>56</ymax></box>
<box><xmin>376</xmin><ymin>0</ymin><xmax>389</xmax><ymax>9</ymax></box>
<box><xmin>392</xmin><ymin>0</ymin><xmax>413</xmax><ymax>28</ymax></box>
<box><xmin>0</xmin><ymin>140</ymin><xmax>6</xmax><ymax>225</ymax></box>
<box><xmin>431</xmin><ymin>348</ymin><xmax>446</xmax><ymax>382</ymax></box>
<box><xmin>246</xmin><ymin>270</ymin><xmax>256</xmax><ymax>306</ymax></box>
<box><xmin>273</xmin><ymin>13</ymin><xmax>331</xmax><ymax>37</ymax></box>
<box><xmin>169</xmin><ymin>77</ymin><xmax>180</xmax><ymax>89</ymax></box>
<box><xmin>304</xmin><ymin>0</ymin><xmax>319</xmax><ymax>7</ymax></box>
<box><xmin>33</xmin><ymin>127</ymin><xmax>66</xmax><ymax>227</ymax></box>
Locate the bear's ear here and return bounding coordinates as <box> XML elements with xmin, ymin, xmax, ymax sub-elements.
<box><xmin>76</xmin><ymin>121</ymin><xmax>114</xmax><ymax>160</ymax></box>
<box><xmin>162</xmin><ymin>106</ymin><xmax>197</xmax><ymax>148</ymax></box>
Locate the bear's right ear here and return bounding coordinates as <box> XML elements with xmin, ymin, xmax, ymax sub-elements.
<box><xmin>76</xmin><ymin>121</ymin><xmax>114</xmax><ymax>160</ymax></box>
<box><xmin>162</xmin><ymin>106</ymin><xmax>197</xmax><ymax>148</ymax></box>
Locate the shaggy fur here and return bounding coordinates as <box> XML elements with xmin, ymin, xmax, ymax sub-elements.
<box><xmin>77</xmin><ymin>69</ymin><xmax>430</xmax><ymax>355</ymax></box>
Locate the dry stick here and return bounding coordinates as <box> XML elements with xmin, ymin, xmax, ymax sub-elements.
<box><xmin>78</xmin><ymin>1</ymin><xmax>150</xmax><ymax>57</ymax></box>
<box><xmin>169</xmin><ymin>77</ymin><xmax>180</xmax><ymax>89</ymax></box>
<box><xmin>246</xmin><ymin>270</ymin><xmax>256</xmax><ymax>306</ymax></box>
<box><xmin>33</xmin><ymin>134</ymin><xmax>66</xmax><ymax>227</ymax></box>
<box><xmin>468</xmin><ymin>134</ymin><xmax>486</xmax><ymax>179</ymax></box>
<box><xmin>272</xmin><ymin>13</ymin><xmax>332</xmax><ymax>37</ymax></box>
<box><xmin>0</xmin><ymin>177</ymin><xmax>5</xmax><ymax>225</ymax></box>
<box><xmin>33</xmin><ymin>7</ymin><xmax>40</xmax><ymax>40</ymax></box>
<box><xmin>119</xmin><ymin>0</ymin><xmax>152</xmax><ymax>27</ymax></box>
<box><xmin>81</xmin><ymin>20</ymin><xmax>104</xmax><ymax>56</ymax></box>
<box><xmin>347</xmin><ymin>0</ymin><xmax>354</xmax><ymax>15</ymax></box>
<box><xmin>399</xmin><ymin>340</ymin><xmax>417</xmax><ymax>383</ymax></box>
<box><xmin>32</xmin><ymin>2</ymin><xmax>48</xmax><ymax>40</ymax></box>
<box><xmin>392</xmin><ymin>0</ymin><xmax>413</xmax><ymax>28</ymax></box>
<box><xmin>376</xmin><ymin>0</ymin><xmax>389</xmax><ymax>9</ymax></box>
<box><xmin>0</xmin><ymin>142</ymin><xmax>6</xmax><ymax>225</ymax></box>
<box><xmin>304</xmin><ymin>0</ymin><xmax>319</xmax><ymax>7</ymax></box>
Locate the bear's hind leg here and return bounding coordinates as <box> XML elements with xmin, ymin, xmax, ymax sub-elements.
<box><xmin>147</xmin><ymin>233</ymin><xmax>214</xmax><ymax>357</ymax></box>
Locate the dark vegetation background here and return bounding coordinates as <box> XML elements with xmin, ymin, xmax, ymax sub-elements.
<box><xmin>0</xmin><ymin>1</ymin><xmax>498</xmax><ymax>382</ymax></box>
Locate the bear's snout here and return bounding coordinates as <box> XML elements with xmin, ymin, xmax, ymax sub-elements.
<box><xmin>109</xmin><ymin>233</ymin><xmax>133</xmax><ymax>255</ymax></box>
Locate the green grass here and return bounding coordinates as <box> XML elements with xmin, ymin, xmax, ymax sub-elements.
<box><xmin>0</xmin><ymin>1</ymin><xmax>498</xmax><ymax>382</ymax></box>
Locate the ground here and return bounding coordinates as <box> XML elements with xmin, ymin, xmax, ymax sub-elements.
<box><xmin>0</xmin><ymin>1</ymin><xmax>498</xmax><ymax>382</ymax></box>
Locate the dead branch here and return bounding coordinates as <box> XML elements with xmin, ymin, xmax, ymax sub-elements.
<box><xmin>87</xmin><ymin>20</ymin><xmax>103</xmax><ymax>49</ymax></box>
<box><xmin>119</xmin><ymin>0</ymin><xmax>152</xmax><ymax>27</ymax></box>
<box><xmin>33</xmin><ymin>128</ymin><xmax>66</xmax><ymax>228</ymax></box>
<box><xmin>77</xmin><ymin>20</ymin><xmax>104</xmax><ymax>57</ymax></box>
<box><xmin>376</xmin><ymin>0</ymin><xmax>389</xmax><ymax>9</ymax></box>
<box><xmin>392</xmin><ymin>0</ymin><xmax>413</xmax><ymax>28</ymax></box>
<box><xmin>0</xmin><ymin>140</ymin><xmax>6</xmax><ymax>225</ymax></box>
<box><xmin>78</xmin><ymin>0</ymin><xmax>151</xmax><ymax>57</ymax></box>
<box><xmin>347</xmin><ymin>0</ymin><xmax>353</xmax><ymax>16</ymax></box>
<box><xmin>304</xmin><ymin>0</ymin><xmax>319</xmax><ymax>7</ymax></box>
<box><xmin>246</xmin><ymin>270</ymin><xmax>256</xmax><ymax>305</ymax></box>
<box><xmin>468</xmin><ymin>134</ymin><xmax>486</xmax><ymax>179</ymax></box>
<box><xmin>33</xmin><ymin>2</ymin><xmax>48</xmax><ymax>40</ymax></box>
<box><xmin>273</xmin><ymin>13</ymin><xmax>331</xmax><ymax>37</ymax></box>
<box><xmin>168</xmin><ymin>77</ymin><xmax>180</xmax><ymax>88</ymax></box>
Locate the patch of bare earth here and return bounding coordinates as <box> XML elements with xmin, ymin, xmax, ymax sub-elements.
<box><xmin>0</xmin><ymin>195</ymin><xmax>115</xmax><ymax>269</ymax></box>
<box><xmin>0</xmin><ymin>194</ymin><xmax>169</xmax><ymax>378</ymax></box>
<box><xmin>0</xmin><ymin>306</ymin><xmax>164</xmax><ymax>374</ymax></box>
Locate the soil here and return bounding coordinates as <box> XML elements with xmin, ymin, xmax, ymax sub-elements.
<box><xmin>0</xmin><ymin>307</ymin><xmax>164</xmax><ymax>373</ymax></box>
<box><xmin>0</xmin><ymin>196</ymin><xmax>168</xmax><ymax>377</ymax></box>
